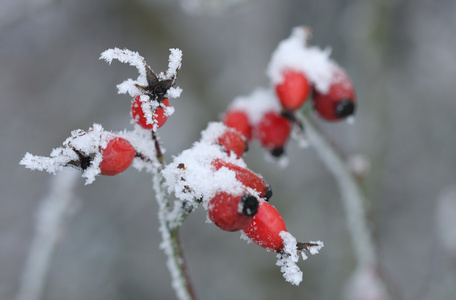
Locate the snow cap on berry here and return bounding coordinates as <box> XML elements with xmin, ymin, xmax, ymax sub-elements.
<box><xmin>267</xmin><ymin>26</ymin><xmax>336</xmax><ymax>94</ymax></box>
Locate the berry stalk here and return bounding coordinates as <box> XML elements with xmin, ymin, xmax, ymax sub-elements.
<box><xmin>296</xmin><ymin>111</ymin><xmax>388</xmax><ymax>294</ymax></box>
<box><xmin>149</xmin><ymin>134</ymin><xmax>196</xmax><ymax>300</ymax></box>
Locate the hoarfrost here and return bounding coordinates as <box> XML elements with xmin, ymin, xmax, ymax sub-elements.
<box><xmin>276</xmin><ymin>231</ymin><xmax>303</xmax><ymax>286</ymax></box>
<box><xmin>275</xmin><ymin>232</ymin><xmax>324</xmax><ymax>286</ymax></box>
<box><xmin>162</xmin><ymin>122</ymin><xmax>247</xmax><ymax>209</ymax></box>
<box><xmin>21</xmin><ymin>124</ymin><xmax>119</xmax><ymax>185</ymax></box>
<box><xmin>267</xmin><ymin>26</ymin><xmax>336</xmax><ymax>94</ymax></box>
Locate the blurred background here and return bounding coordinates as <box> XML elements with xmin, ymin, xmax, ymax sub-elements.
<box><xmin>2</xmin><ymin>0</ymin><xmax>456</xmax><ymax>299</ymax></box>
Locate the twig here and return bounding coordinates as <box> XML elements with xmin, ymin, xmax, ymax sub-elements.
<box><xmin>150</xmin><ymin>132</ymin><xmax>196</xmax><ymax>300</ymax></box>
<box><xmin>16</xmin><ymin>169</ymin><xmax>79</xmax><ymax>300</ymax></box>
<box><xmin>297</xmin><ymin>112</ymin><xmax>376</xmax><ymax>267</ymax></box>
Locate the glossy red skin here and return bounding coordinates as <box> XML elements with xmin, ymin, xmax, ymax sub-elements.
<box><xmin>222</xmin><ymin>110</ymin><xmax>252</xmax><ymax>141</ymax></box>
<box><xmin>208</xmin><ymin>192</ymin><xmax>255</xmax><ymax>231</ymax></box>
<box><xmin>216</xmin><ymin>129</ymin><xmax>248</xmax><ymax>158</ymax></box>
<box><xmin>131</xmin><ymin>96</ymin><xmax>169</xmax><ymax>130</ymax></box>
<box><xmin>276</xmin><ymin>69</ymin><xmax>310</xmax><ymax>111</ymax></box>
<box><xmin>255</xmin><ymin>111</ymin><xmax>292</xmax><ymax>152</ymax></box>
<box><xmin>212</xmin><ymin>159</ymin><xmax>270</xmax><ymax>200</ymax></box>
<box><xmin>99</xmin><ymin>137</ymin><xmax>136</xmax><ymax>176</ymax></box>
<box><xmin>312</xmin><ymin>68</ymin><xmax>356</xmax><ymax>121</ymax></box>
<box><xmin>242</xmin><ymin>202</ymin><xmax>287</xmax><ymax>252</ymax></box>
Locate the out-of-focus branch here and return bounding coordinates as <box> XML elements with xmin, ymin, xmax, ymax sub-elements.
<box><xmin>16</xmin><ymin>169</ymin><xmax>79</xmax><ymax>300</ymax></box>
<box><xmin>296</xmin><ymin>112</ymin><xmax>390</xmax><ymax>299</ymax></box>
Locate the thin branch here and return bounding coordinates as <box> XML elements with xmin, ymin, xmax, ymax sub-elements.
<box><xmin>296</xmin><ymin>112</ymin><xmax>376</xmax><ymax>267</ymax></box>
<box><xmin>16</xmin><ymin>169</ymin><xmax>79</xmax><ymax>300</ymax></box>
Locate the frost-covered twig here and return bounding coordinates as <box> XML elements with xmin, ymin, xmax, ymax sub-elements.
<box><xmin>152</xmin><ymin>161</ymin><xmax>196</xmax><ymax>300</ymax></box>
<box><xmin>297</xmin><ymin>112</ymin><xmax>390</xmax><ymax>299</ymax></box>
<box><xmin>16</xmin><ymin>169</ymin><xmax>79</xmax><ymax>300</ymax></box>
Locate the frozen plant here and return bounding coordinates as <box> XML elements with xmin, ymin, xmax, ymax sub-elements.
<box><xmin>19</xmin><ymin>26</ymin><xmax>384</xmax><ymax>299</ymax></box>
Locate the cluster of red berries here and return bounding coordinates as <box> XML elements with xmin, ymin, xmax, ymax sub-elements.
<box><xmin>222</xmin><ymin>100</ymin><xmax>292</xmax><ymax>158</ymax></box>
<box><xmin>197</xmin><ymin>125</ymin><xmax>291</xmax><ymax>252</ymax></box>
<box><xmin>93</xmin><ymin>65</ymin><xmax>178</xmax><ymax>176</ymax></box>
<box><xmin>222</xmin><ymin>66</ymin><xmax>355</xmax><ymax>158</ymax></box>
<box><xmin>276</xmin><ymin>66</ymin><xmax>356</xmax><ymax>121</ymax></box>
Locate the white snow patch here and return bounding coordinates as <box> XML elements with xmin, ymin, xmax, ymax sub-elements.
<box><xmin>267</xmin><ymin>26</ymin><xmax>336</xmax><ymax>94</ymax></box>
<box><xmin>276</xmin><ymin>231</ymin><xmax>303</xmax><ymax>286</ymax></box>
<box><xmin>228</xmin><ymin>88</ymin><xmax>281</xmax><ymax>126</ymax></box>
<box><xmin>162</xmin><ymin>122</ymin><xmax>247</xmax><ymax>208</ymax></box>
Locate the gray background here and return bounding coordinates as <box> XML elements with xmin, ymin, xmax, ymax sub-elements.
<box><xmin>2</xmin><ymin>0</ymin><xmax>456</xmax><ymax>299</ymax></box>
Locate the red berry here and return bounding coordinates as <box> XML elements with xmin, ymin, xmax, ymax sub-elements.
<box><xmin>216</xmin><ymin>129</ymin><xmax>248</xmax><ymax>158</ymax></box>
<box><xmin>275</xmin><ymin>69</ymin><xmax>310</xmax><ymax>111</ymax></box>
<box><xmin>99</xmin><ymin>137</ymin><xmax>136</xmax><ymax>176</ymax></box>
<box><xmin>222</xmin><ymin>110</ymin><xmax>252</xmax><ymax>140</ymax></box>
<box><xmin>212</xmin><ymin>159</ymin><xmax>272</xmax><ymax>201</ymax></box>
<box><xmin>242</xmin><ymin>201</ymin><xmax>287</xmax><ymax>252</ymax></box>
<box><xmin>208</xmin><ymin>192</ymin><xmax>258</xmax><ymax>231</ymax></box>
<box><xmin>312</xmin><ymin>68</ymin><xmax>356</xmax><ymax>121</ymax></box>
<box><xmin>255</xmin><ymin>111</ymin><xmax>292</xmax><ymax>157</ymax></box>
<box><xmin>131</xmin><ymin>96</ymin><xmax>169</xmax><ymax>130</ymax></box>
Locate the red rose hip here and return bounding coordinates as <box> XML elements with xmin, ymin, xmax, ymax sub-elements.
<box><xmin>208</xmin><ymin>192</ymin><xmax>258</xmax><ymax>231</ymax></box>
<box><xmin>216</xmin><ymin>129</ymin><xmax>248</xmax><ymax>158</ymax></box>
<box><xmin>255</xmin><ymin>111</ymin><xmax>292</xmax><ymax>157</ymax></box>
<box><xmin>275</xmin><ymin>69</ymin><xmax>310</xmax><ymax>111</ymax></box>
<box><xmin>222</xmin><ymin>110</ymin><xmax>252</xmax><ymax>140</ymax></box>
<box><xmin>99</xmin><ymin>137</ymin><xmax>136</xmax><ymax>176</ymax></box>
<box><xmin>242</xmin><ymin>201</ymin><xmax>287</xmax><ymax>252</ymax></box>
<box><xmin>212</xmin><ymin>159</ymin><xmax>272</xmax><ymax>201</ymax></box>
<box><xmin>131</xmin><ymin>95</ymin><xmax>169</xmax><ymax>130</ymax></box>
<box><xmin>312</xmin><ymin>67</ymin><xmax>356</xmax><ymax>121</ymax></box>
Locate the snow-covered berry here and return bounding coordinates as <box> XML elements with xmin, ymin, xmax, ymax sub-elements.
<box><xmin>312</xmin><ymin>67</ymin><xmax>356</xmax><ymax>121</ymax></box>
<box><xmin>216</xmin><ymin>129</ymin><xmax>248</xmax><ymax>158</ymax></box>
<box><xmin>131</xmin><ymin>95</ymin><xmax>169</xmax><ymax>130</ymax></box>
<box><xmin>212</xmin><ymin>159</ymin><xmax>272</xmax><ymax>200</ymax></box>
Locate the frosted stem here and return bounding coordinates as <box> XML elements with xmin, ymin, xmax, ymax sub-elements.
<box><xmin>16</xmin><ymin>169</ymin><xmax>79</xmax><ymax>300</ymax></box>
<box><xmin>297</xmin><ymin>113</ymin><xmax>376</xmax><ymax>268</ymax></box>
<box><xmin>151</xmin><ymin>134</ymin><xmax>195</xmax><ymax>300</ymax></box>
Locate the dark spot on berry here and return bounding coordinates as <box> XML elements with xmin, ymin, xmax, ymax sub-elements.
<box><xmin>335</xmin><ymin>99</ymin><xmax>355</xmax><ymax>118</ymax></box>
<box><xmin>271</xmin><ymin>147</ymin><xmax>285</xmax><ymax>157</ymax></box>
<box><xmin>241</xmin><ymin>194</ymin><xmax>258</xmax><ymax>216</ymax></box>
<box><xmin>263</xmin><ymin>185</ymin><xmax>273</xmax><ymax>201</ymax></box>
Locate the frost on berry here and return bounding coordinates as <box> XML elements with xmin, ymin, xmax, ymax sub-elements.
<box><xmin>131</xmin><ymin>95</ymin><xmax>170</xmax><ymax>131</ymax></box>
<box><xmin>162</xmin><ymin>122</ymin><xmax>247</xmax><ymax>211</ymax></box>
<box><xmin>267</xmin><ymin>26</ymin><xmax>336</xmax><ymax>95</ymax></box>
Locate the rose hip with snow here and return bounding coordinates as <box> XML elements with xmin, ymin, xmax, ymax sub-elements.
<box><xmin>131</xmin><ymin>96</ymin><xmax>169</xmax><ymax>130</ymax></box>
<box><xmin>212</xmin><ymin>159</ymin><xmax>272</xmax><ymax>200</ymax></box>
<box><xmin>242</xmin><ymin>201</ymin><xmax>287</xmax><ymax>252</ymax></box>
<box><xmin>208</xmin><ymin>191</ymin><xmax>258</xmax><ymax>231</ymax></box>
<box><xmin>312</xmin><ymin>67</ymin><xmax>356</xmax><ymax>121</ymax></box>
<box><xmin>216</xmin><ymin>129</ymin><xmax>248</xmax><ymax>158</ymax></box>
<box><xmin>99</xmin><ymin>137</ymin><xmax>136</xmax><ymax>176</ymax></box>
